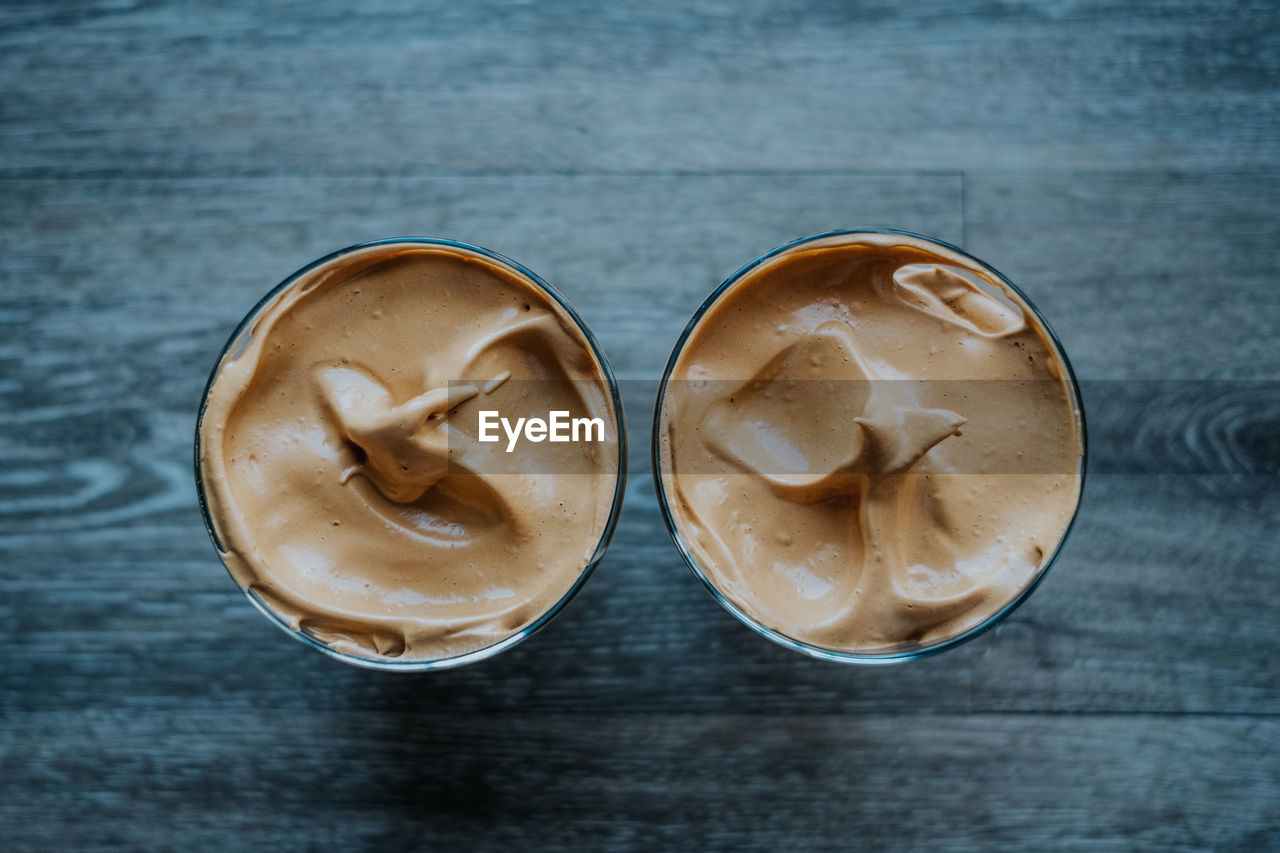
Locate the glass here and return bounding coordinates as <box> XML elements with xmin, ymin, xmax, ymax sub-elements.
<box><xmin>195</xmin><ymin>238</ymin><xmax>627</xmax><ymax>670</ymax></box>
<box><xmin>651</xmin><ymin>228</ymin><xmax>1087</xmax><ymax>664</ymax></box>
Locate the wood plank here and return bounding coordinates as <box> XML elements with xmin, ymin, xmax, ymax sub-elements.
<box><xmin>1</xmin><ymin>710</ymin><xmax>1276</xmax><ymax>851</ymax></box>
<box><xmin>1</xmin><ymin>1</ymin><xmax>1277</xmax><ymax>176</ymax></box>
<box><xmin>0</xmin><ymin>174</ymin><xmax>962</xmax><ymax>382</ymax></box>
<box><xmin>965</xmin><ymin>170</ymin><xmax>1280</xmax><ymax>380</ymax></box>
<box><xmin>2</xmin><ymin>472</ymin><xmax>1277</xmax><ymax>716</ymax></box>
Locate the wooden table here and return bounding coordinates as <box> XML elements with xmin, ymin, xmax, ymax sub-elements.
<box><xmin>2</xmin><ymin>2</ymin><xmax>1277</xmax><ymax>849</ymax></box>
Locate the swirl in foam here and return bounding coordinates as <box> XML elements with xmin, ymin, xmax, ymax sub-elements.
<box><xmin>657</xmin><ymin>232</ymin><xmax>1083</xmax><ymax>654</ymax></box>
<box><xmin>198</xmin><ymin>242</ymin><xmax>621</xmax><ymax>664</ymax></box>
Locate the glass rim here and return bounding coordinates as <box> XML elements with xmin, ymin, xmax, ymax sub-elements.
<box><xmin>650</xmin><ymin>227</ymin><xmax>1088</xmax><ymax>665</ymax></box>
<box><xmin>194</xmin><ymin>237</ymin><xmax>628</xmax><ymax>672</ymax></box>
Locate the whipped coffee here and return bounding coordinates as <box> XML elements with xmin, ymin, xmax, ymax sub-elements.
<box><xmin>657</xmin><ymin>232</ymin><xmax>1083</xmax><ymax>655</ymax></box>
<box><xmin>198</xmin><ymin>241</ymin><xmax>622</xmax><ymax>665</ymax></box>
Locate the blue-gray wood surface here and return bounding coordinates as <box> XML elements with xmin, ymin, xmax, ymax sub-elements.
<box><xmin>2</xmin><ymin>2</ymin><xmax>1277</xmax><ymax>850</ymax></box>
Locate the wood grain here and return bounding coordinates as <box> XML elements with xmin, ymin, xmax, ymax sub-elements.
<box><xmin>2</xmin><ymin>710</ymin><xmax>1277</xmax><ymax>851</ymax></box>
<box><xmin>1</xmin><ymin>0</ymin><xmax>1277</xmax><ymax>850</ymax></box>
<box><xmin>1</xmin><ymin>1</ymin><xmax>1278</xmax><ymax>176</ymax></box>
<box><xmin>966</xmin><ymin>171</ymin><xmax>1280</xmax><ymax>380</ymax></box>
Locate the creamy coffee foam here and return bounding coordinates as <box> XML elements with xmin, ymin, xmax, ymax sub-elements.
<box><xmin>657</xmin><ymin>232</ymin><xmax>1083</xmax><ymax>654</ymax></box>
<box><xmin>199</xmin><ymin>242</ymin><xmax>621</xmax><ymax>664</ymax></box>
